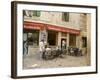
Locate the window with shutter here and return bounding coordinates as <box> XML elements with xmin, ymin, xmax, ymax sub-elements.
<box><xmin>62</xmin><ymin>12</ymin><xmax>69</xmax><ymax>22</ymax></box>
<box><xmin>33</xmin><ymin>11</ymin><xmax>40</xmax><ymax>17</ymax></box>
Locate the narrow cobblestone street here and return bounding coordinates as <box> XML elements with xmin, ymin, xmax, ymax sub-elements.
<box><xmin>23</xmin><ymin>47</ymin><xmax>89</xmax><ymax>69</ymax></box>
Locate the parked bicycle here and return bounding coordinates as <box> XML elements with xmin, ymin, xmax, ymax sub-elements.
<box><xmin>42</xmin><ymin>47</ymin><xmax>67</xmax><ymax>60</ymax></box>
<box><xmin>68</xmin><ymin>47</ymin><xmax>82</xmax><ymax>56</ymax></box>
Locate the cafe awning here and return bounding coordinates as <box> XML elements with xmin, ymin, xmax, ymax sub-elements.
<box><xmin>24</xmin><ymin>21</ymin><xmax>80</xmax><ymax>35</ymax></box>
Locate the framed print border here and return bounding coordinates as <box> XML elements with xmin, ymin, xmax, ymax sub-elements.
<box><xmin>11</xmin><ymin>1</ymin><xmax>98</xmax><ymax>79</ymax></box>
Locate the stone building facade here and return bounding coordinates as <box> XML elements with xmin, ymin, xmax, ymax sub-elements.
<box><xmin>23</xmin><ymin>10</ymin><xmax>90</xmax><ymax>55</ymax></box>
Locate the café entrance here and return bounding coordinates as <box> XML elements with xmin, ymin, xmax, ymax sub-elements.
<box><xmin>47</xmin><ymin>30</ymin><xmax>58</xmax><ymax>46</ymax></box>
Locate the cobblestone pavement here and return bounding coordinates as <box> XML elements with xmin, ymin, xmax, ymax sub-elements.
<box><xmin>23</xmin><ymin>47</ymin><xmax>90</xmax><ymax>69</ymax></box>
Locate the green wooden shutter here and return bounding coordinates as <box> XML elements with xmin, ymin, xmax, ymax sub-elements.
<box><xmin>62</xmin><ymin>13</ymin><xmax>64</xmax><ymax>21</ymax></box>
<box><xmin>36</xmin><ymin>11</ymin><xmax>40</xmax><ymax>17</ymax></box>
<box><xmin>66</xmin><ymin>13</ymin><xmax>69</xmax><ymax>21</ymax></box>
<box><xmin>62</xmin><ymin>12</ymin><xmax>69</xmax><ymax>21</ymax></box>
<box><xmin>33</xmin><ymin>11</ymin><xmax>40</xmax><ymax>17</ymax></box>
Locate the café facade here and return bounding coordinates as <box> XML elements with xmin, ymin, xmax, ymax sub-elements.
<box><xmin>23</xmin><ymin>21</ymin><xmax>81</xmax><ymax>48</ymax></box>
<box><xmin>23</xmin><ymin>11</ymin><xmax>88</xmax><ymax>50</ymax></box>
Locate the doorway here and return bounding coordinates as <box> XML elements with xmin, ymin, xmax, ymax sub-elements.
<box><xmin>48</xmin><ymin>30</ymin><xmax>57</xmax><ymax>46</ymax></box>
<box><xmin>61</xmin><ymin>38</ymin><xmax>67</xmax><ymax>49</ymax></box>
